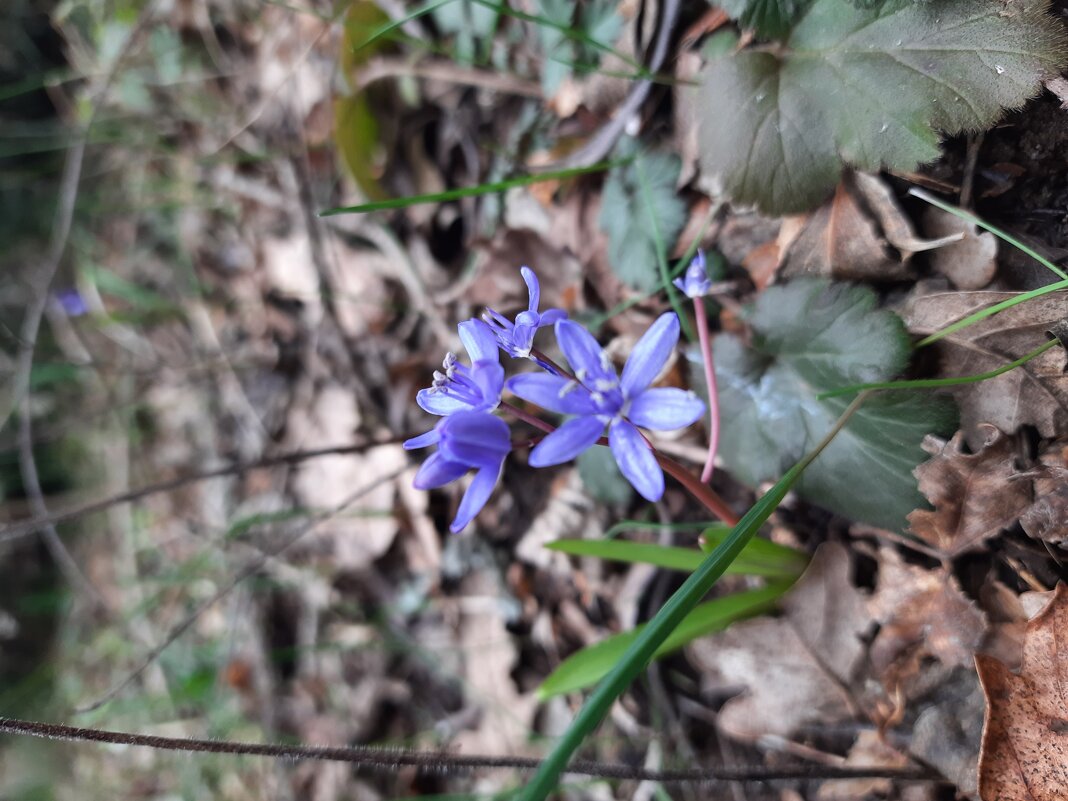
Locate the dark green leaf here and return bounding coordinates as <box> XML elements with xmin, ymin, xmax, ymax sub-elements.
<box><xmin>709</xmin><ymin>279</ymin><xmax>957</xmax><ymax>530</ymax></box>
<box><xmin>716</xmin><ymin>0</ymin><xmax>813</xmax><ymax>39</ymax></box>
<box><xmin>697</xmin><ymin>0</ymin><xmax>1068</xmax><ymax>214</ymax></box>
<box><xmin>599</xmin><ymin>149</ymin><xmax>686</xmax><ymax>292</ymax></box>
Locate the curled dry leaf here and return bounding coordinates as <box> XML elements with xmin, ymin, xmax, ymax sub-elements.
<box><xmin>779</xmin><ymin>181</ymin><xmax>914</xmax><ymax>282</ymax></box>
<box><xmin>868</xmin><ymin>548</ymin><xmax>987</xmax><ymax>686</ymax></box>
<box><xmin>921</xmin><ymin>206</ymin><xmax>998</xmax><ymax>291</ymax></box>
<box><xmin>976</xmin><ymin>584</ymin><xmax>1068</xmax><ymax>801</ymax></box>
<box><xmin>908</xmin><ymin>428</ymin><xmax>1032</xmax><ymax>558</ymax></box>
<box><xmin>779</xmin><ymin>173</ymin><xmax>962</xmax><ymax>282</ymax></box>
<box><xmin>687</xmin><ymin>543</ymin><xmax>872</xmax><ymax>740</ymax></box>
<box><xmin>1020</xmin><ymin>440</ymin><xmax>1068</xmax><ymax>546</ymax></box>
<box><xmin>903</xmin><ymin>288</ymin><xmax>1068</xmax><ymax>446</ymax></box>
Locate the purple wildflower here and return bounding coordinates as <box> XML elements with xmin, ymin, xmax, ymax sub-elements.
<box><xmin>418</xmin><ymin>319</ymin><xmax>504</xmax><ymax>416</ymax></box>
<box><xmin>672</xmin><ymin>251</ymin><xmax>713</xmax><ymax>299</ymax></box>
<box><xmin>54</xmin><ymin>288</ymin><xmax>89</xmax><ymax>317</ymax></box>
<box><xmin>506</xmin><ymin>313</ymin><xmax>704</xmax><ymax>501</ymax></box>
<box><xmin>404</xmin><ymin>410</ymin><xmax>511</xmax><ymax>532</ymax></box>
<box><xmin>483</xmin><ymin>266</ymin><xmax>567</xmax><ymax>359</ymax></box>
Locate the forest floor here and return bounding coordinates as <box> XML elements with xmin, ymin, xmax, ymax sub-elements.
<box><xmin>1</xmin><ymin>1</ymin><xmax>1067</xmax><ymax>800</ymax></box>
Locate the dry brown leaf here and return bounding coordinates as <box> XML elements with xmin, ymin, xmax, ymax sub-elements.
<box><xmin>780</xmin><ymin>181</ymin><xmax>913</xmax><ymax>281</ymax></box>
<box><xmin>687</xmin><ymin>543</ymin><xmax>873</xmax><ymax>740</ymax></box>
<box><xmin>817</xmin><ymin>730</ymin><xmax>910</xmax><ymax>801</ymax></box>
<box><xmin>976</xmin><ymin>584</ymin><xmax>1068</xmax><ymax>801</ymax></box>
<box><xmin>908</xmin><ymin>428</ymin><xmax>1032</xmax><ymax>558</ymax></box>
<box><xmin>903</xmin><ymin>288</ymin><xmax>1068</xmax><ymax>445</ymax></box>
<box><xmin>288</xmin><ymin>385</ymin><xmax>403</xmax><ymax>568</ymax></box>
<box><xmin>922</xmin><ymin>207</ymin><xmax>999</xmax><ymax>290</ymax></box>
<box><xmin>868</xmin><ymin>548</ymin><xmax>987</xmax><ymax>686</ymax></box>
<box><xmin>1020</xmin><ymin>440</ymin><xmax>1068</xmax><ymax>546</ymax></box>
<box><xmin>779</xmin><ymin>173</ymin><xmax>961</xmax><ymax>282</ymax></box>
<box><xmin>851</xmin><ymin>171</ymin><xmax>963</xmax><ymax>257</ymax></box>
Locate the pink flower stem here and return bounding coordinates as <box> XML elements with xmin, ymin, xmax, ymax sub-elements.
<box><xmin>694</xmin><ymin>296</ymin><xmax>720</xmax><ymax>483</ymax></box>
<box><xmin>498</xmin><ymin>400</ymin><xmax>738</xmax><ymax>525</ymax></box>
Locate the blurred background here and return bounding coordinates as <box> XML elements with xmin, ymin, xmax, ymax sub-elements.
<box><xmin>0</xmin><ymin>1</ymin><xmax>711</xmax><ymax>798</ymax></box>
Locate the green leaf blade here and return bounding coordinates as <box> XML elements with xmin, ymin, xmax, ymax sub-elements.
<box><xmin>537</xmin><ymin>581</ymin><xmax>794</xmax><ymax>698</ymax></box>
<box><xmin>546</xmin><ymin>534</ymin><xmax>807</xmax><ymax>577</ymax></box>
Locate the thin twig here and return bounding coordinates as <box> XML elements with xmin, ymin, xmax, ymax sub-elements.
<box><xmin>0</xmin><ymin>437</ymin><xmax>405</xmax><ymax>544</ymax></box>
<box><xmin>0</xmin><ymin>717</ymin><xmax>945</xmax><ymax>784</ymax></box>
<box><xmin>72</xmin><ymin>467</ymin><xmax>406</xmax><ymax>714</ymax></box>
<box><xmin>355</xmin><ymin>56</ymin><xmax>542</xmax><ymax>97</ymax></box>
<box><xmin>544</xmin><ymin>0</ymin><xmax>681</xmax><ymax>169</ymax></box>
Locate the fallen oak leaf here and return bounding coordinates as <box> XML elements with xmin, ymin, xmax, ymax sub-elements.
<box><xmin>903</xmin><ymin>287</ymin><xmax>1068</xmax><ymax>447</ymax></box>
<box><xmin>908</xmin><ymin>427</ymin><xmax>1032</xmax><ymax>558</ymax></box>
<box><xmin>868</xmin><ymin>547</ymin><xmax>987</xmax><ymax>685</ymax></box>
<box><xmin>976</xmin><ymin>584</ymin><xmax>1068</xmax><ymax>801</ymax></box>
<box><xmin>687</xmin><ymin>543</ymin><xmax>873</xmax><ymax>741</ymax></box>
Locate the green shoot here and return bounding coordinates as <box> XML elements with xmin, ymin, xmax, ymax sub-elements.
<box><xmin>818</xmin><ymin>338</ymin><xmax>1059</xmax><ymax>398</ymax></box>
<box><xmin>319</xmin><ymin>160</ymin><xmax>625</xmax><ymax>215</ymax></box>
<box><xmin>909</xmin><ymin>188</ymin><xmax>1068</xmax><ymax>280</ymax></box>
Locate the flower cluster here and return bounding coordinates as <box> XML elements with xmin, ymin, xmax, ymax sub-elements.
<box><xmin>406</xmin><ymin>267</ymin><xmax>706</xmax><ymax>532</ymax></box>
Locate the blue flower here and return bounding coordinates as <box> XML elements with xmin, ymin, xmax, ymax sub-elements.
<box><xmin>672</xmin><ymin>251</ymin><xmax>713</xmax><ymax>299</ymax></box>
<box><xmin>404</xmin><ymin>410</ymin><xmax>511</xmax><ymax>532</ymax></box>
<box><xmin>54</xmin><ymin>288</ymin><xmax>89</xmax><ymax>317</ymax></box>
<box><xmin>483</xmin><ymin>266</ymin><xmax>567</xmax><ymax>359</ymax></box>
<box><xmin>418</xmin><ymin>319</ymin><xmax>504</xmax><ymax>416</ymax></box>
<box><xmin>506</xmin><ymin>313</ymin><xmax>705</xmax><ymax>502</ymax></box>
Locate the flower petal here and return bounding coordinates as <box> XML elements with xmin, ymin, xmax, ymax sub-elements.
<box><xmin>521</xmin><ymin>266</ymin><xmax>540</xmax><ymax>312</ymax></box>
<box><xmin>417</xmin><ymin>388</ymin><xmax>472</xmax><ymax>416</ymax></box>
<box><xmin>413</xmin><ymin>451</ymin><xmax>469</xmax><ymax>489</ymax></box>
<box><xmin>459</xmin><ymin>318</ymin><xmax>500</xmax><ymax>363</ymax></box>
<box><xmin>627</xmin><ymin>388</ymin><xmax>705</xmax><ymax>431</ymax></box>
<box><xmin>556</xmin><ymin>320</ymin><xmax>614</xmax><ymax>382</ymax></box>
<box><xmin>439</xmin><ymin>411</ymin><xmax>511</xmax><ymax>467</ymax></box>
<box><xmin>471</xmin><ymin>361</ymin><xmax>504</xmax><ymax>408</ymax></box>
<box><xmin>538</xmin><ymin>308</ymin><xmax>567</xmax><ymax>326</ymax></box>
<box><xmin>609</xmin><ymin>420</ymin><xmax>664</xmax><ymax>501</ymax></box>
<box><xmin>528</xmin><ymin>415</ymin><xmax>604</xmax><ymax>467</ymax></box>
<box><xmin>404</xmin><ymin>427</ymin><xmax>441</xmax><ymax>450</ymax></box>
<box><xmin>450</xmin><ymin>464</ymin><xmax>502</xmax><ymax>532</ymax></box>
<box><xmin>506</xmin><ymin>373</ymin><xmax>598</xmax><ymax>415</ymax></box>
<box><xmin>620</xmin><ymin>312</ymin><xmax>679</xmax><ymax>397</ymax></box>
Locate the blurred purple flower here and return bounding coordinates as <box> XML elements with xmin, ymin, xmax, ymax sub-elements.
<box><xmin>672</xmin><ymin>251</ymin><xmax>713</xmax><ymax>299</ymax></box>
<box><xmin>404</xmin><ymin>410</ymin><xmax>511</xmax><ymax>532</ymax></box>
<box><xmin>54</xmin><ymin>288</ymin><xmax>88</xmax><ymax>317</ymax></box>
<box><xmin>418</xmin><ymin>319</ymin><xmax>504</xmax><ymax>416</ymax></box>
<box><xmin>483</xmin><ymin>266</ymin><xmax>567</xmax><ymax>359</ymax></box>
<box><xmin>506</xmin><ymin>313</ymin><xmax>704</xmax><ymax>502</ymax></box>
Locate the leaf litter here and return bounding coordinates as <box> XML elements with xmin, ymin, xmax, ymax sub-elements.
<box><xmin>4</xmin><ymin>0</ymin><xmax>1068</xmax><ymax>799</ymax></box>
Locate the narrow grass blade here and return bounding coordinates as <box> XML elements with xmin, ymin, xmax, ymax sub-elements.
<box><xmin>319</xmin><ymin>161</ymin><xmax>624</xmax><ymax>215</ymax></box>
<box><xmin>537</xmin><ymin>580</ymin><xmax>794</xmax><ymax>699</ymax></box>
<box><xmin>468</xmin><ymin>0</ymin><xmax>645</xmax><ymax>73</ymax></box>
<box><xmin>909</xmin><ymin>187</ymin><xmax>1068</xmax><ymax>280</ymax></box>
<box><xmin>916</xmin><ymin>278</ymin><xmax>1068</xmax><ymax>347</ymax></box>
<box><xmin>546</xmin><ymin>535</ymin><xmax>806</xmax><ymax>578</ymax></box>
<box><xmin>818</xmin><ymin>338</ymin><xmax>1059</xmax><ymax>398</ymax></box>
